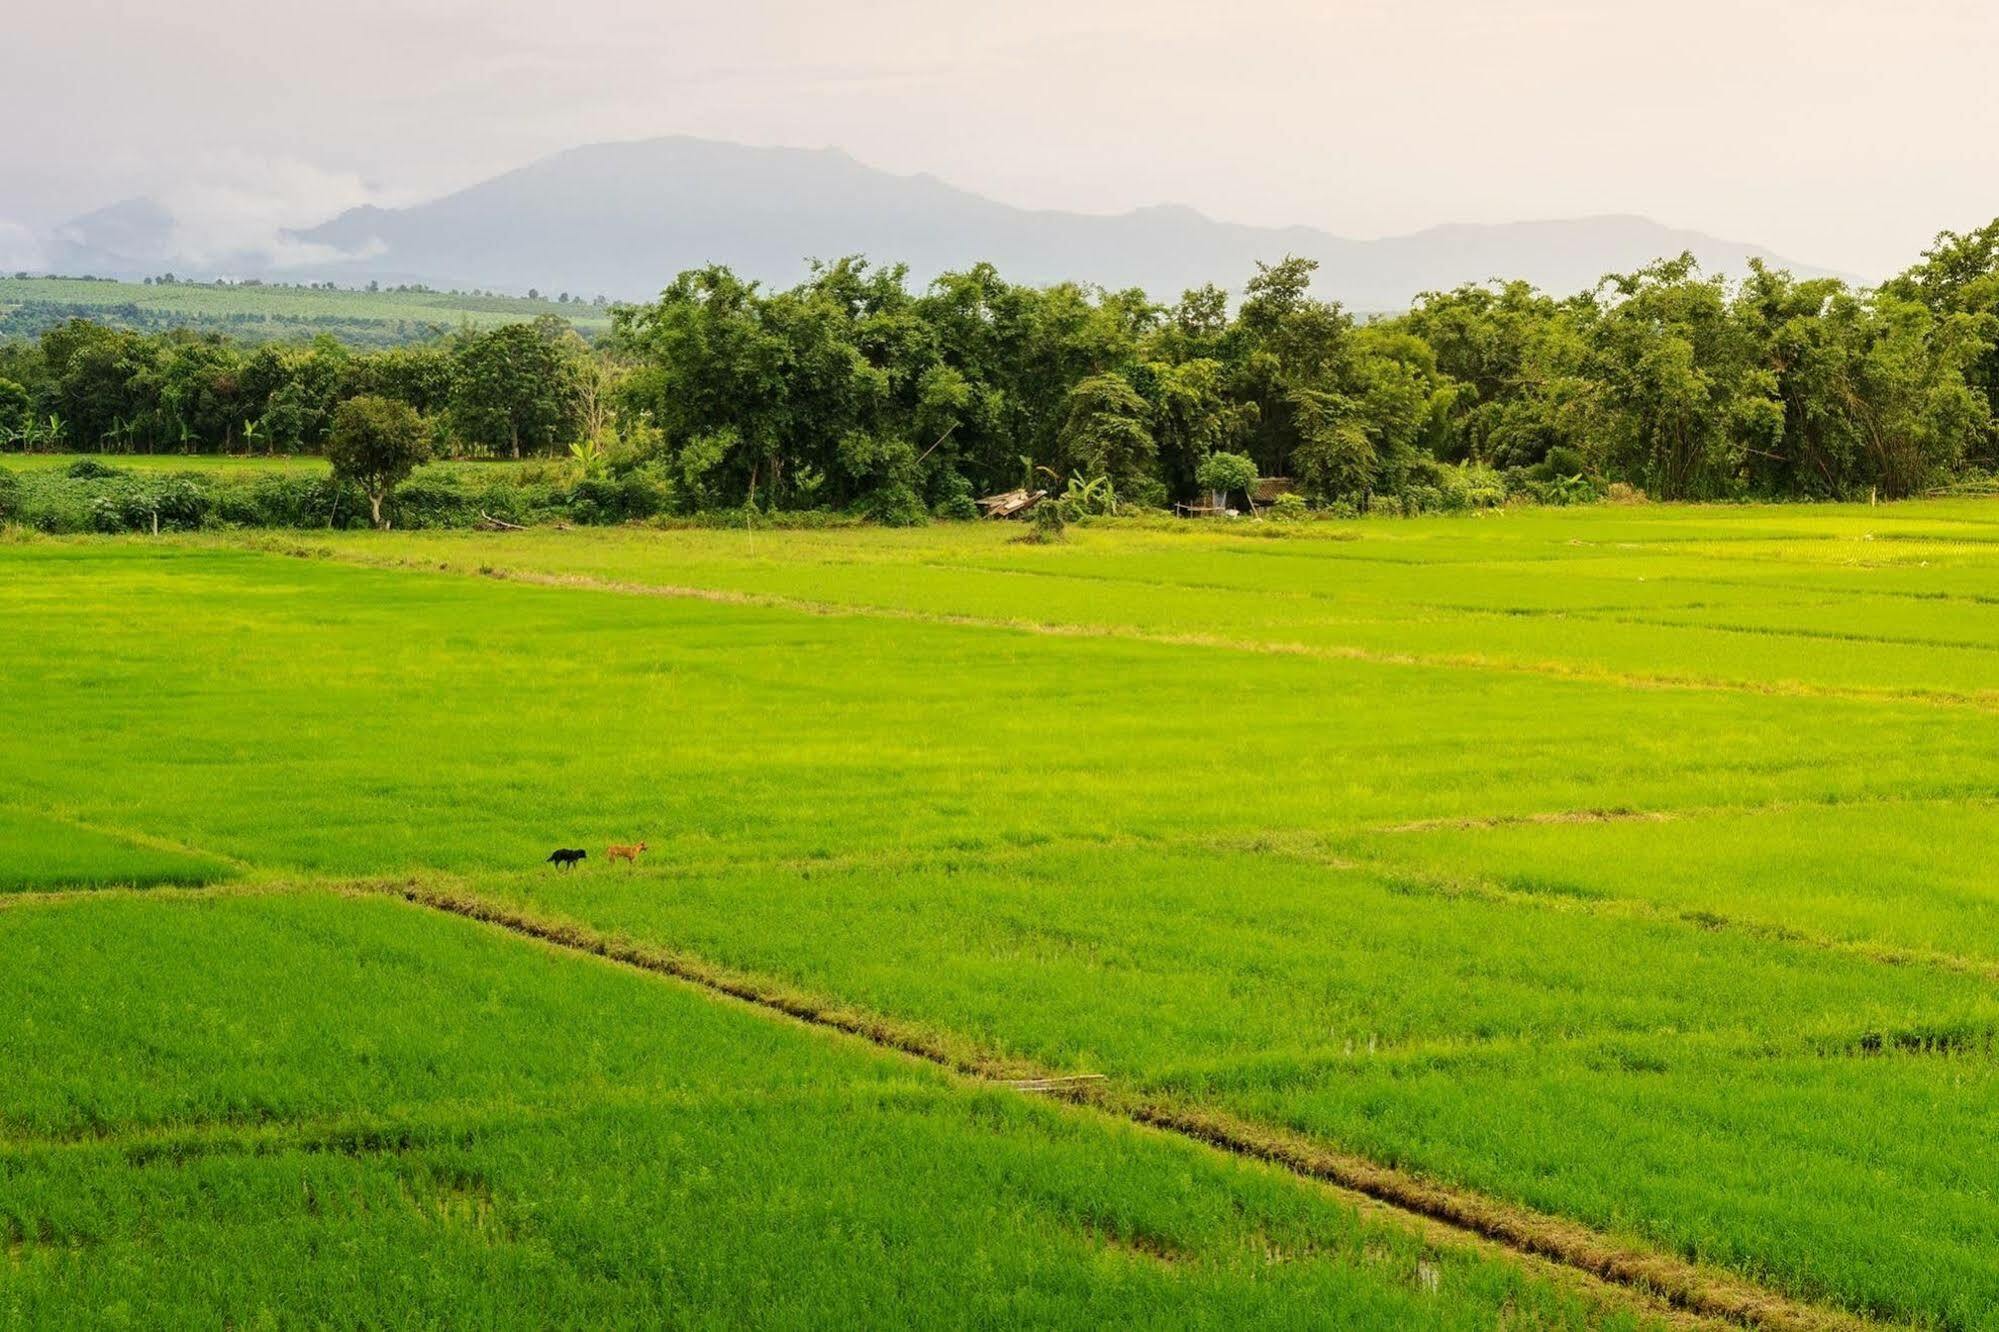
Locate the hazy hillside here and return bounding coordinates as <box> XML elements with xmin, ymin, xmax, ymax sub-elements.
<box><xmin>0</xmin><ymin>275</ymin><xmax>610</xmax><ymax>347</ymax></box>
<box><xmin>48</xmin><ymin>137</ymin><xmax>1844</xmax><ymax>309</ymax></box>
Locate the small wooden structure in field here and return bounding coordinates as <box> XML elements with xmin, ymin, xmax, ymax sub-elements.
<box><xmin>1177</xmin><ymin>476</ymin><xmax>1297</xmax><ymax>518</ymax></box>
<box><xmin>978</xmin><ymin>488</ymin><xmax>1048</xmax><ymax>519</ymax></box>
<box><xmin>1250</xmin><ymin>476</ymin><xmax>1296</xmax><ymax>506</ymax></box>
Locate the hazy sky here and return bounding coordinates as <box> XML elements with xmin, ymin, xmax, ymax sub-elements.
<box><xmin>5</xmin><ymin>0</ymin><xmax>1997</xmax><ymax>276</ymax></box>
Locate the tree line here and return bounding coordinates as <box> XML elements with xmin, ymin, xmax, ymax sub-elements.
<box><xmin>6</xmin><ymin>220</ymin><xmax>1999</xmax><ymax>517</ymax></box>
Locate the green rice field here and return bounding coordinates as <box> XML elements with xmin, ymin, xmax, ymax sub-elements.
<box><xmin>7</xmin><ymin>498</ymin><xmax>1999</xmax><ymax>1327</ymax></box>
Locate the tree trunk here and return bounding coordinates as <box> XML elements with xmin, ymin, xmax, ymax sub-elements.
<box><xmin>511</xmin><ymin>421</ymin><xmax>520</xmax><ymax>460</ymax></box>
<box><xmin>369</xmin><ymin>490</ymin><xmax>385</xmax><ymax>530</ymax></box>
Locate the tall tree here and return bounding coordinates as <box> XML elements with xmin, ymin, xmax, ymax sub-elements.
<box><xmin>450</xmin><ymin>317</ymin><xmax>584</xmax><ymax>458</ymax></box>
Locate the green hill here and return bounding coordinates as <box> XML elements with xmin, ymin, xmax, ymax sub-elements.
<box><xmin>0</xmin><ymin>275</ymin><xmax>614</xmax><ymax>347</ymax></box>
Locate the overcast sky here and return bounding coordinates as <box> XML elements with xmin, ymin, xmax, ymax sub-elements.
<box><xmin>4</xmin><ymin>0</ymin><xmax>1996</xmax><ymax>277</ymax></box>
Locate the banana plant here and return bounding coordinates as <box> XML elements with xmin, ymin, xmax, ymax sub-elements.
<box><xmin>568</xmin><ymin>434</ymin><xmax>607</xmax><ymax>477</ymax></box>
<box><xmin>1060</xmin><ymin>473</ymin><xmax>1117</xmax><ymax>517</ymax></box>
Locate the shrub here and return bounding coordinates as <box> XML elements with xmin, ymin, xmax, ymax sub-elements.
<box><xmin>0</xmin><ymin>466</ymin><xmax>18</xmax><ymax>523</ymax></box>
<box><xmin>1524</xmin><ymin>472</ymin><xmax>1602</xmax><ymax>506</ymax></box>
<box><xmin>1023</xmin><ymin>498</ymin><xmax>1067</xmax><ymax>543</ymax></box>
<box><xmin>1453</xmin><ymin>464</ymin><xmax>1508</xmax><ymax>510</ymax></box>
<box><xmin>931</xmin><ymin>470</ymin><xmax>979</xmax><ymax>521</ymax></box>
<box><xmin>1542</xmin><ymin>444</ymin><xmax>1588</xmax><ymax>479</ymax></box>
<box><xmin>390</xmin><ymin>476</ymin><xmax>481</xmax><ymax>529</ymax></box>
<box><xmin>212</xmin><ymin>475</ymin><xmax>361</xmax><ymax>529</ymax></box>
<box><xmin>65</xmin><ymin>458</ymin><xmax>124</xmax><ymax>480</ymax></box>
<box><xmin>1399</xmin><ymin>485</ymin><xmax>1439</xmax><ymax>515</ymax></box>
<box><xmin>1121</xmin><ymin>475</ymin><xmax>1169</xmax><ymax>511</ymax></box>
<box><xmin>1268</xmin><ymin>492</ymin><xmax>1308</xmax><ymax>521</ymax></box>
<box><xmin>861</xmin><ymin>480</ymin><xmax>929</xmax><ymax>528</ymax></box>
<box><xmin>88</xmin><ymin>474</ymin><xmax>214</xmax><ymax>533</ymax></box>
<box><xmin>19</xmin><ymin>474</ymin><xmax>93</xmax><ymax>533</ymax></box>
<box><xmin>569</xmin><ymin>472</ymin><xmax>670</xmax><ymax>525</ymax></box>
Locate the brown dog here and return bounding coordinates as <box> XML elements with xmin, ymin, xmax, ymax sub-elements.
<box><xmin>606</xmin><ymin>841</ymin><xmax>648</xmax><ymax>866</ymax></box>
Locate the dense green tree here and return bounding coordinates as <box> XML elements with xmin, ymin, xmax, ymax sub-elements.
<box><xmin>158</xmin><ymin>338</ymin><xmax>249</xmax><ymax>450</ymax></box>
<box><xmin>1395</xmin><ymin>281</ymin><xmax>1592</xmax><ymax>466</ymax></box>
<box><xmin>1885</xmin><ymin>220</ymin><xmax>1999</xmax><ymax>467</ymax></box>
<box><xmin>1138</xmin><ymin>357</ymin><xmax>1252</xmax><ymax>498</ymax></box>
<box><xmin>1058</xmin><ymin>372</ymin><xmax>1157</xmax><ymax>500</ymax></box>
<box><xmin>0</xmin><ymin>378</ymin><xmax>28</xmax><ymax>439</ymax></box>
<box><xmin>1194</xmin><ymin>449</ymin><xmax>1257</xmax><ymax>507</ymax></box>
<box><xmin>450</xmin><ymin>317</ymin><xmax>584</xmax><ymax>458</ymax></box>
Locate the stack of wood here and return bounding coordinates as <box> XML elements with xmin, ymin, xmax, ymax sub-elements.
<box><xmin>977</xmin><ymin>488</ymin><xmax>1048</xmax><ymax>519</ymax></box>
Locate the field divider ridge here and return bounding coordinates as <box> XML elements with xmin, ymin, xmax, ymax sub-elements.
<box><xmin>1189</xmin><ymin>825</ymin><xmax>1999</xmax><ymax>986</ymax></box>
<box><xmin>386</xmin><ymin>876</ymin><xmax>1879</xmax><ymax>1332</ymax></box>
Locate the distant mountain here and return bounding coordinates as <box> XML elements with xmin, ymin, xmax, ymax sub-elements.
<box><xmin>49</xmin><ymin>137</ymin><xmax>1845</xmax><ymax>308</ymax></box>
<box><xmin>47</xmin><ymin>197</ymin><xmax>181</xmax><ymax>275</ymax></box>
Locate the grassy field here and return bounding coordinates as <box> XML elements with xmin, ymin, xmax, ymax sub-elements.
<box><xmin>6</xmin><ymin>501</ymin><xmax>1999</xmax><ymax>1325</ymax></box>
<box><xmin>0</xmin><ymin>275</ymin><xmax>611</xmax><ymax>345</ymax></box>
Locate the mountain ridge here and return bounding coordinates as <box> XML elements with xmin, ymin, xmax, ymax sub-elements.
<box><xmin>44</xmin><ymin>136</ymin><xmax>1848</xmax><ymax>309</ymax></box>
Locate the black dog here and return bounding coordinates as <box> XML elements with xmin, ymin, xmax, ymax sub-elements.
<box><xmin>545</xmin><ymin>848</ymin><xmax>587</xmax><ymax>870</ymax></box>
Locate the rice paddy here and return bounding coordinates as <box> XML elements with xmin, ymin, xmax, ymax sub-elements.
<box><xmin>5</xmin><ymin>499</ymin><xmax>1999</xmax><ymax>1327</ymax></box>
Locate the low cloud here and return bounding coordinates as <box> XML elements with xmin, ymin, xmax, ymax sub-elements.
<box><xmin>156</xmin><ymin>152</ymin><xmax>416</xmax><ymax>272</ymax></box>
<box><xmin>0</xmin><ymin>220</ymin><xmax>47</xmax><ymax>272</ymax></box>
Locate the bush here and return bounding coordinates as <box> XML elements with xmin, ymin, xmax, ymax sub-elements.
<box><xmin>860</xmin><ymin>480</ymin><xmax>929</xmax><ymax>528</ymax></box>
<box><xmin>1542</xmin><ymin>444</ymin><xmax>1588</xmax><ymax>479</ymax></box>
<box><xmin>18</xmin><ymin>474</ymin><xmax>93</xmax><ymax>533</ymax></box>
<box><xmin>389</xmin><ymin>475</ymin><xmax>481</xmax><ymax>529</ymax></box>
<box><xmin>0</xmin><ymin>466</ymin><xmax>18</xmax><ymax>523</ymax></box>
<box><xmin>212</xmin><ymin>475</ymin><xmax>361</xmax><ymax>529</ymax></box>
<box><xmin>931</xmin><ymin>470</ymin><xmax>979</xmax><ymax>521</ymax></box>
<box><xmin>678</xmin><ymin>506</ymin><xmax>860</xmax><ymax>531</ymax></box>
<box><xmin>1522</xmin><ymin>472</ymin><xmax>1602</xmax><ymax>506</ymax></box>
<box><xmin>1120</xmin><ymin>475</ymin><xmax>1169</xmax><ymax>511</ymax></box>
<box><xmin>1396</xmin><ymin>484</ymin><xmax>1442</xmax><ymax>515</ymax></box>
<box><xmin>569</xmin><ymin>472</ymin><xmax>670</xmax><ymax>525</ymax></box>
<box><xmin>1268</xmin><ymin>492</ymin><xmax>1308</xmax><ymax>521</ymax></box>
<box><xmin>1453</xmin><ymin>464</ymin><xmax>1508</xmax><ymax>510</ymax></box>
<box><xmin>1023</xmin><ymin>498</ymin><xmax>1067</xmax><ymax>543</ymax></box>
<box><xmin>65</xmin><ymin>458</ymin><xmax>124</xmax><ymax>480</ymax></box>
<box><xmin>88</xmin><ymin>474</ymin><xmax>214</xmax><ymax>533</ymax></box>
